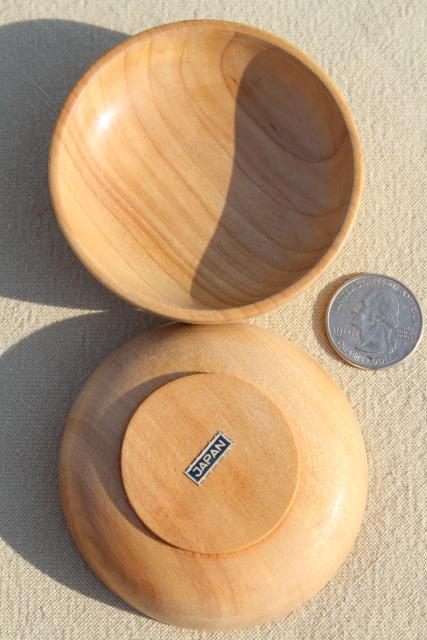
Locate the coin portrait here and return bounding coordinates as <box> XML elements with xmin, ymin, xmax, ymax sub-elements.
<box><xmin>326</xmin><ymin>275</ymin><xmax>423</xmax><ymax>369</ymax></box>
<box><xmin>350</xmin><ymin>288</ymin><xmax>399</xmax><ymax>355</ymax></box>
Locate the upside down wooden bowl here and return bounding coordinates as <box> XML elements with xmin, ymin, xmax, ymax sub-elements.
<box><xmin>49</xmin><ymin>20</ymin><xmax>362</xmax><ymax>323</ymax></box>
<box><xmin>59</xmin><ymin>323</ymin><xmax>368</xmax><ymax>630</ymax></box>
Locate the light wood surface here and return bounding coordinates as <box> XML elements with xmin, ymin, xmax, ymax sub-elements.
<box><xmin>59</xmin><ymin>323</ymin><xmax>368</xmax><ymax>629</ymax></box>
<box><xmin>121</xmin><ymin>372</ymin><xmax>299</xmax><ymax>555</ymax></box>
<box><xmin>49</xmin><ymin>20</ymin><xmax>362</xmax><ymax>323</ymax></box>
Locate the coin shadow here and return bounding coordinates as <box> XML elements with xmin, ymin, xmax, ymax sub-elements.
<box><xmin>312</xmin><ymin>273</ymin><xmax>365</xmax><ymax>359</ymax></box>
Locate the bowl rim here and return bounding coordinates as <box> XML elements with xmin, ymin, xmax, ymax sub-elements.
<box><xmin>49</xmin><ymin>19</ymin><xmax>363</xmax><ymax>324</ymax></box>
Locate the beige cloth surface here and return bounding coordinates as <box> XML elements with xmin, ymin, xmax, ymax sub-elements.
<box><xmin>0</xmin><ymin>1</ymin><xmax>425</xmax><ymax>638</ymax></box>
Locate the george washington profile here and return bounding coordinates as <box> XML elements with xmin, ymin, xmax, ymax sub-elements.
<box><xmin>351</xmin><ymin>288</ymin><xmax>399</xmax><ymax>354</ymax></box>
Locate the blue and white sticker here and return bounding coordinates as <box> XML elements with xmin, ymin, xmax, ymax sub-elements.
<box><xmin>184</xmin><ymin>432</ymin><xmax>234</xmax><ymax>485</ymax></box>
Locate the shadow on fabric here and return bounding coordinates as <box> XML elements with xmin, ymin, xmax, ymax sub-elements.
<box><xmin>0</xmin><ymin>19</ymin><xmax>130</xmax><ymax>310</ymax></box>
<box><xmin>0</xmin><ymin>19</ymin><xmax>164</xmax><ymax>614</ymax></box>
<box><xmin>0</xmin><ymin>311</ymin><xmax>165</xmax><ymax>612</ymax></box>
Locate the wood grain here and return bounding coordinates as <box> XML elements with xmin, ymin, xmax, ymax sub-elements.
<box><xmin>121</xmin><ymin>372</ymin><xmax>299</xmax><ymax>555</ymax></box>
<box><xmin>49</xmin><ymin>20</ymin><xmax>363</xmax><ymax>323</ymax></box>
<box><xmin>59</xmin><ymin>323</ymin><xmax>368</xmax><ymax>629</ymax></box>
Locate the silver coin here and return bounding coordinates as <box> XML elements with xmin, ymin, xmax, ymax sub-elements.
<box><xmin>326</xmin><ymin>274</ymin><xmax>423</xmax><ymax>369</ymax></box>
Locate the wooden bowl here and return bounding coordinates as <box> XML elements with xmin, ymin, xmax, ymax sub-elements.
<box><xmin>59</xmin><ymin>323</ymin><xmax>368</xmax><ymax>629</ymax></box>
<box><xmin>49</xmin><ymin>20</ymin><xmax>362</xmax><ymax>323</ymax></box>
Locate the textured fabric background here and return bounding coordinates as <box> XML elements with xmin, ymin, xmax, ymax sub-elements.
<box><xmin>0</xmin><ymin>1</ymin><xmax>425</xmax><ymax>639</ymax></box>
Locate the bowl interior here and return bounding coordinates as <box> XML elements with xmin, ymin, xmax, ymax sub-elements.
<box><xmin>50</xmin><ymin>22</ymin><xmax>358</xmax><ymax>319</ymax></box>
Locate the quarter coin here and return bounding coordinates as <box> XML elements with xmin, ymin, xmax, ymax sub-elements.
<box><xmin>326</xmin><ymin>274</ymin><xmax>423</xmax><ymax>369</ymax></box>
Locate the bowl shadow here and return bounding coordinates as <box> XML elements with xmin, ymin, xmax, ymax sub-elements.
<box><xmin>190</xmin><ymin>45</ymin><xmax>355</xmax><ymax>312</ymax></box>
<box><xmin>0</xmin><ymin>19</ymin><xmax>129</xmax><ymax>310</ymax></box>
<box><xmin>0</xmin><ymin>310</ymin><xmax>165</xmax><ymax>612</ymax></box>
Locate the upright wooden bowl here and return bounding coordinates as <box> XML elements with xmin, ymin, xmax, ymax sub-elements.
<box><xmin>59</xmin><ymin>323</ymin><xmax>368</xmax><ymax>629</ymax></box>
<box><xmin>49</xmin><ymin>20</ymin><xmax>362</xmax><ymax>323</ymax></box>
